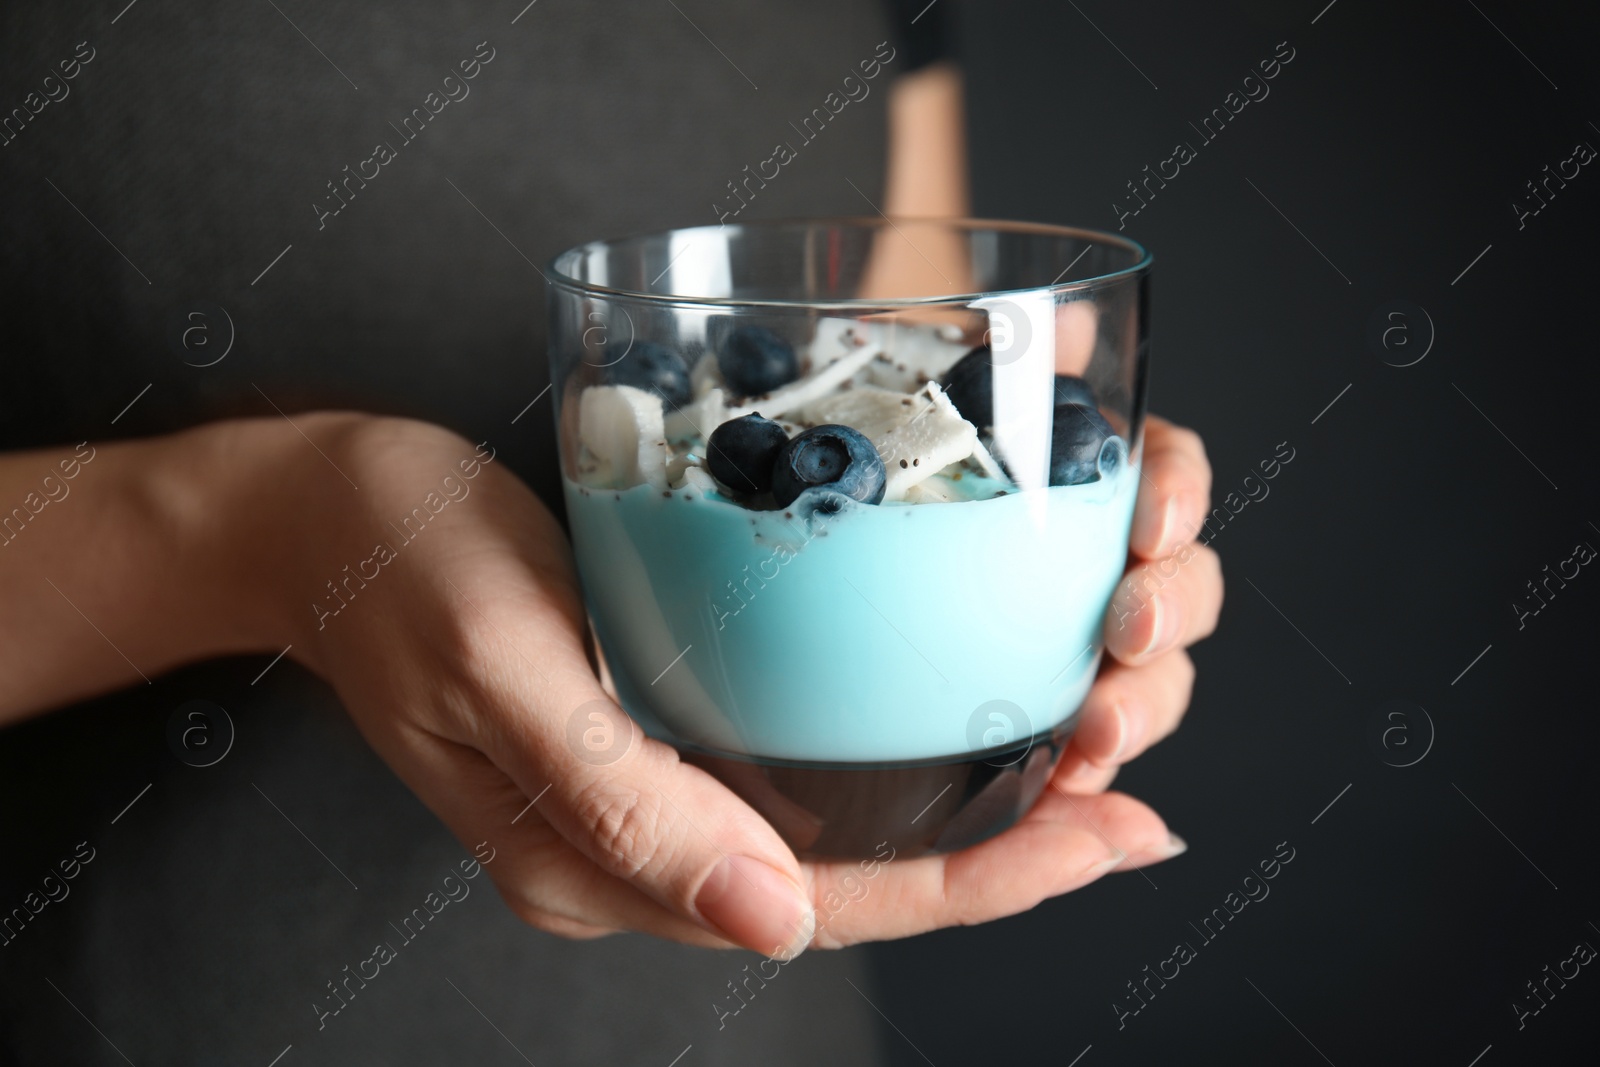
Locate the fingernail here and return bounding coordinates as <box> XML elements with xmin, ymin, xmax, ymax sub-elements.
<box><xmin>1065</xmin><ymin>756</ymin><xmax>1103</xmax><ymax>784</ymax></box>
<box><xmin>1115</xmin><ymin>832</ymin><xmax>1188</xmax><ymax>871</ymax></box>
<box><xmin>1138</xmin><ymin>592</ymin><xmax>1183</xmax><ymax>659</ymax></box>
<box><xmin>1111</xmin><ymin>701</ymin><xmax>1146</xmax><ymax>762</ymax></box>
<box><xmin>772</xmin><ymin>906</ymin><xmax>817</xmax><ymax>962</ymax></box>
<box><xmin>1155</xmin><ymin>495</ymin><xmax>1183</xmax><ymax>555</ymax></box>
<box><xmin>696</xmin><ymin>855</ymin><xmax>815</xmax><ymax>960</ymax></box>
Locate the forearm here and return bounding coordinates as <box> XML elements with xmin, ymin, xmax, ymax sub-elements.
<box><xmin>860</xmin><ymin>61</ymin><xmax>972</xmax><ymax>300</ymax></box>
<box><xmin>0</xmin><ymin>414</ymin><xmax>363</xmax><ymax>723</ymax></box>
<box><xmin>883</xmin><ymin>60</ymin><xmax>970</xmax><ymax>219</ymax></box>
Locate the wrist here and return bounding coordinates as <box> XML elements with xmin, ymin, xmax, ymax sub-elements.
<box><xmin>258</xmin><ymin>412</ymin><xmax>494</xmax><ymax>681</ymax></box>
<box><xmin>184</xmin><ymin>411</ymin><xmax>376</xmax><ymax>670</ymax></box>
<box><xmin>0</xmin><ymin>413</ymin><xmax>382</xmax><ymax>721</ymax></box>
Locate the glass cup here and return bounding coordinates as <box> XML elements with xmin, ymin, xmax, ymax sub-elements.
<box><xmin>546</xmin><ymin>218</ymin><xmax>1151</xmax><ymax>859</ymax></box>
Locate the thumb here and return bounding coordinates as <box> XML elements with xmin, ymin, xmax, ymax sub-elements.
<box><xmin>430</xmin><ymin>493</ymin><xmax>817</xmax><ymax>958</ymax></box>
<box><xmin>486</xmin><ymin>662</ymin><xmax>816</xmax><ymax>958</ymax></box>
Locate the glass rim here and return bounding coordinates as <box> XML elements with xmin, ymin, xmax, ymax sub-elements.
<box><xmin>546</xmin><ymin>216</ymin><xmax>1153</xmax><ymax>310</ymax></box>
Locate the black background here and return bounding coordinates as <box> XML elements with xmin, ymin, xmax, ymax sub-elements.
<box><xmin>866</xmin><ymin>1</ymin><xmax>1600</xmax><ymax>1064</ymax></box>
<box><xmin>1</xmin><ymin>1</ymin><xmax>1597</xmax><ymax>1064</ymax></box>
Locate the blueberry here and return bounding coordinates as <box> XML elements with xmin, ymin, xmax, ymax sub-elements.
<box><xmin>945</xmin><ymin>352</ymin><xmax>1101</xmax><ymax>429</ymax></box>
<box><xmin>1051</xmin><ymin>404</ymin><xmax>1119</xmax><ymax>486</ymax></box>
<box><xmin>606</xmin><ymin>340</ymin><xmax>692</xmax><ymax>410</ymax></box>
<box><xmin>771</xmin><ymin>424</ymin><xmax>886</xmax><ymax>507</ymax></box>
<box><xmin>718</xmin><ymin>325</ymin><xmax>799</xmax><ymax>397</ymax></box>
<box><xmin>1052</xmin><ymin>374</ymin><xmax>1096</xmax><ymax>409</ymax></box>
<box><xmin>940</xmin><ymin>345</ymin><xmax>994</xmax><ymax>428</ymax></box>
<box><xmin>706</xmin><ymin>413</ymin><xmax>789</xmax><ymax>494</ymax></box>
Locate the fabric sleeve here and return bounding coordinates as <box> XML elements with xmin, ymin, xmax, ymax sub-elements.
<box><xmin>882</xmin><ymin>0</ymin><xmax>956</xmax><ymax>73</ymax></box>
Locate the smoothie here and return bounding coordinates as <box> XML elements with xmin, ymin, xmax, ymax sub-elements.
<box><xmin>559</xmin><ymin>317</ymin><xmax>1137</xmax><ymax>765</ymax></box>
<box><xmin>564</xmin><ymin>457</ymin><xmax>1136</xmax><ymax>762</ymax></box>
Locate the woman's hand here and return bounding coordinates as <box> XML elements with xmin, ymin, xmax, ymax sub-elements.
<box><xmin>1053</xmin><ymin>415</ymin><xmax>1223</xmax><ymax>797</ymax></box>
<box><xmin>796</xmin><ymin>414</ymin><xmax>1222</xmax><ymax>946</ymax></box>
<box><xmin>294</xmin><ymin>415</ymin><xmax>823</xmax><ymax>955</ymax></box>
<box><xmin>0</xmin><ymin>403</ymin><xmax>1216</xmax><ymax>958</ymax></box>
<box><xmin>293</xmin><ymin>412</ymin><xmax>1220</xmax><ymax>957</ymax></box>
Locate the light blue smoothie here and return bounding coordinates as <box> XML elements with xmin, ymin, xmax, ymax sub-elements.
<box><xmin>564</xmin><ymin>459</ymin><xmax>1139</xmax><ymax>764</ymax></box>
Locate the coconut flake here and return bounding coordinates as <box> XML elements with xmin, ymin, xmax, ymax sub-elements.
<box><xmin>664</xmin><ymin>386</ymin><xmax>728</xmax><ymax>443</ymax></box>
<box><xmin>578</xmin><ymin>384</ymin><xmax>670</xmax><ymax>489</ymax></box>
<box><xmin>725</xmin><ymin>341</ymin><xmax>880</xmax><ymax>420</ymax></box>
<box><xmin>865</xmin><ymin>327</ymin><xmax>970</xmax><ymax>392</ymax></box>
<box><xmin>689</xmin><ymin>351</ymin><xmax>723</xmax><ymax>398</ymax></box>
<box><xmin>676</xmin><ymin>464</ymin><xmax>719</xmax><ymax>495</ymax></box>
<box><xmin>799</xmin><ymin>383</ymin><xmax>928</xmax><ymax>441</ymax></box>
<box><xmin>968</xmin><ymin>434</ymin><xmax>1011</xmax><ymax>485</ymax></box>
<box><xmin>875</xmin><ymin>382</ymin><xmax>978</xmax><ymax>501</ymax></box>
<box><xmin>808</xmin><ymin>317</ymin><xmax>878</xmax><ymax>370</ymax></box>
<box><xmin>901</xmin><ymin>475</ymin><xmax>962</xmax><ymax>504</ymax></box>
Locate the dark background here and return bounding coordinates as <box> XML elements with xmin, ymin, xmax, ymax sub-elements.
<box><xmin>866</xmin><ymin>1</ymin><xmax>1600</xmax><ymax>1064</ymax></box>
<box><xmin>1</xmin><ymin>1</ymin><xmax>1596</xmax><ymax>1064</ymax></box>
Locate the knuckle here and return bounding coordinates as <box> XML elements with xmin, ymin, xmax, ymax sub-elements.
<box><xmin>572</xmin><ymin>780</ymin><xmax>670</xmax><ymax>878</ymax></box>
<box><xmin>347</xmin><ymin>413</ymin><xmax>474</xmax><ymax>466</ymax></box>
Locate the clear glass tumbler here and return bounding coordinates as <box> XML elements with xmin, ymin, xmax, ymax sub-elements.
<box><xmin>547</xmin><ymin>218</ymin><xmax>1151</xmax><ymax>859</ymax></box>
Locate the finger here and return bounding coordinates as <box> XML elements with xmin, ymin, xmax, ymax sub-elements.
<box><xmin>1012</xmin><ymin>782</ymin><xmax>1184</xmax><ymax>875</ymax></box>
<box><xmin>1104</xmin><ymin>542</ymin><xmax>1223</xmax><ymax>665</ymax></box>
<box><xmin>1051</xmin><ymin>746</ymin><xmax>1120</xmax><ymax>794</ymax></box>
<box><xmin>545</xmin><ymin>728</ymin><xmax>815</xmax><ymax>959</ymax></box>
<box><xmin>802</xmin><ymin>789</ymin><xmax>1180</xmax><ymax>947</ymax></box>
<box><xmin>362</xmin><ymin>706</ymin><xmax>740</xmax><ymax>948</ymax></box>
<box><xmin>1054</xmin><ymin>301</ymin><xmax>1097</xmax><ymax>376</ymax></box>
<box><xmin>1129</xmin><ymin>416</ymin><xmax>1213</xmax><ymax>559</ymax></box>
<box><xmin>439</xmin><ymin>565</ymin><xmax>817</xmax><ymax>960</ymax></box>
<box><xmin>1067</xmin><ymin>651</ymin><xmax>1196</xmax><ymax>768</ymax></box>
